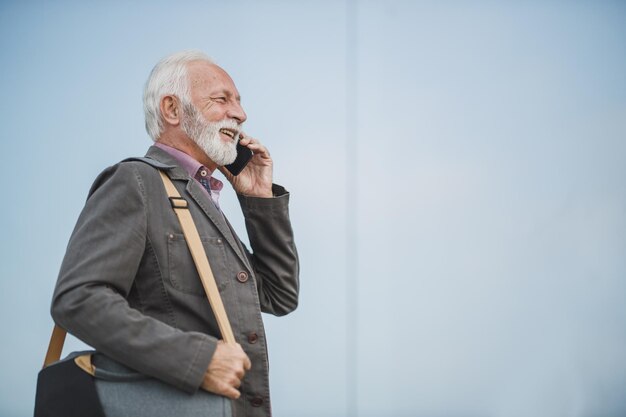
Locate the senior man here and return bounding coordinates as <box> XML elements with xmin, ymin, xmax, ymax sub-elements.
<box><xmin>51</xmin><ymin>50</ymin><xmax>299</xmax><ymax>417</ymax></box>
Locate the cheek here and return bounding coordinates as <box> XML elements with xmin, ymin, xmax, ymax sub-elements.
<box><xmin>203</xmin><ymin>108</ymin><xmax>227</xmax><ymax>123</ymax></box>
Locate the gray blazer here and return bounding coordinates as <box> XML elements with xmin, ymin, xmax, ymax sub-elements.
<box><xmin>51</xmin><ymin>146</ymin><xmax>299</xmax><ymax>417</ymax></box>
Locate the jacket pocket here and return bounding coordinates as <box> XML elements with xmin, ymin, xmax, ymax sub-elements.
<box><xmin>166</xmin><ymin>233</ymin><xmax>230</xmax><ymax>296</ymax></box>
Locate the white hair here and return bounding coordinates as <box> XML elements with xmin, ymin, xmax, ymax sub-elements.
<box><xmin>143</xmin><ymin>50</ymin><xmax>215</xmax><ymax>141</ymax></box>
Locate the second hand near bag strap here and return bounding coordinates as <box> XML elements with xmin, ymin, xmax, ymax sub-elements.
<box><xmin>42</xmin><ymin>168</ymin><xmax>236</xmax><ymax>371</ymax></box>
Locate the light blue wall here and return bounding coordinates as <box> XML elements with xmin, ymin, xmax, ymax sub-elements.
<box><xmin>1</xmin><ymin>1</ymin><xmax>625</xmax><ymax>416</ymax></box>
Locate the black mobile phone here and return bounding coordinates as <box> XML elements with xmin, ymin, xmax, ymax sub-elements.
<box><xmin>225</xmin><ymin>141</ymin><xmax>254</xmax><ymax>176</ymax></box>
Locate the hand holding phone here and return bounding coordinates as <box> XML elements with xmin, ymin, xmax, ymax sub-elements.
<box><xmin>221</xmin><ymin>135</ymin><xmax>273</xmax><ymax>198</ymax></box>
<box><xmin>225</xmin><ymin>140</ymin><xmax>254</xmax><ymax>176</ymax></box>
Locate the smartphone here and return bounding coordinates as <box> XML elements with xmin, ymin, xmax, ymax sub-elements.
<box><xmin>225</xmin><ymin>141</ymin><xmax>254</xmax><ymax>176</ymax></box>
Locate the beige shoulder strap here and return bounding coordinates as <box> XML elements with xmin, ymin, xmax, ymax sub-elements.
<box><xmin>43</xmin><ymin>324</ymin><xmax>66</xmax><ymax>367</ymax></box>
<box><xmin>157</xmin><ymin>171</ymin><xmax>235</xmax><ymax>344</ymax></box>
<box><xmin>43</xmin><ymin>169</ymin><xmax>235</xmax><ymax>368</ymax></box>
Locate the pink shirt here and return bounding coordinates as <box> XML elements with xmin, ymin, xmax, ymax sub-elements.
<box><xmin>155</xmin><ymin>143</ymin><xmax>224</xmax><ymax>207</ymax></box>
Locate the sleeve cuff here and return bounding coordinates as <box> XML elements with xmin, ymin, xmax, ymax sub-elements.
<box><xmin>181</xmin><ymin>334</ymin><xmax>217</xmax><ymax>394</ymax></box>
<box><xmin>237</xmin><ymin>184</ymin><xmax>290</xmax><ymax>210</ymax></box>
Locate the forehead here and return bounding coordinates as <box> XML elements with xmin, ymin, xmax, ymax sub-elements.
<box><xmin>186</xmin><ymin>61</ymin><xmax>240</xmax><ymax>98</ymax></box>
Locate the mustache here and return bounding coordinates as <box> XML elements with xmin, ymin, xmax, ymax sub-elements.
<box><xmin>213</xmin><ymin>119</ymin><xmax>242</xmax><ymax>141</ymax></box>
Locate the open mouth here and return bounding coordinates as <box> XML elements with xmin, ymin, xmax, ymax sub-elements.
<box><xmin>219</xmin><ymin>128</ymin><xmax>238</xmax><ymax>139</ymax></box>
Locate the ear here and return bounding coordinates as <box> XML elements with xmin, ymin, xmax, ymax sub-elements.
<box><xmin>160</xmin><ymin>95</ymin><xmax>181</xmax><ymax>126</ymax></box>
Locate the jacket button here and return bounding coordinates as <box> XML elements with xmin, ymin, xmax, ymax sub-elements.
<box><xmin>248</xmin><ymin>332</ymin><xmax>258</xmax><ymax>344</ymax></box>
<box><xmin>237</xmin><ymin>271</ymin><xmax>249</xmax><ymax>283</ymax></box>
<box><xmin>250</xmin><ymin>396</ymin><xmax>264</xmax><ymax>407</ymax></box>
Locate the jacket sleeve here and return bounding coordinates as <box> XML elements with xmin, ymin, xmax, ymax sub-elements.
<box><xmin>237</xmin><ymin>184</ymin><xmax>300</xmax><ymax>316</ymax></box>
<box><xmin>51</xmin><ymin>162</ymin><xmax>215</xmax><ymax>394</ymax></box>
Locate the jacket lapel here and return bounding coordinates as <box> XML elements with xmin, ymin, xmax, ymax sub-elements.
<box><xmin>145</xmin><ymin>146</ymin><xmax>252</xmax><ymax>271</ymax></box>
<box><xmin>185</xmin><ymin>180</ymin><xmax>252</xmax><ymax>270</ymax></box>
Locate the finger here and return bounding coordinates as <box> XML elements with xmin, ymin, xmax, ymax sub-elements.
<box><xmin>239</xmin><ymin>137</ymin><xmax>272</xmax><ymax>159</ymax></box>
<box><xmin>230</xmin><ymin>375</ymin><xmax>242</xmax><ymax>388</ymax></box>
<box><xmin>245</xmin><ymin>141</ymin><xmax>264</xmax><ymax>149</ymax></box>
<box><xmin>203</xmin><ymin>380</ymin><xmax>239</xmax><ymax>399</ymax></box>
<box><xmin>243</xmin><ymin>355</ymin><xmax>252</xmax><ymax>371</ymax></box>
<box><xmin>240</xmin><ymin>136</ymin><xmax>264</xmax><ymax>148</ymax></box>
<box><xmin>245</xmin><ymin>143</ymin><xmax>269</xmax><ymax>157</ymax></box>
<box><xmin>224</xmin><ymin>386</ymin><xmax>241</xmax><ymax>400</ymax></box>
<box><xmin>239</xmin><ymin>135</ymin><xmax>254</xmax><ymax>146</ymax></box>
<box><xmin>217</xmin><ymin>378</ymin><xmax>241</xmax><ymax>398</ymax></box>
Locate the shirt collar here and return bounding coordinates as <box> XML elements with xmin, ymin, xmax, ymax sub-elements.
<box><xmin>154</xmin><ymin>142</ymin><xmax>212</xmax><ymax>180</ymax></box>
<box><xmin>154</xmin><ymin>142</ymin><xmax>224</xmax><ymax>207</ymax></box>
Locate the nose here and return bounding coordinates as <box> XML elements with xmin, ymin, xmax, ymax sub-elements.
<box><xmin>228</xmin><ymin>101</ymin><xmax>247</xmax><ymax>125</ymax></box>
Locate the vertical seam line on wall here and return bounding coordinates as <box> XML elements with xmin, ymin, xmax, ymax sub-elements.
<box><xmin>346</xmin><ymin>0</ymin><xmax>358</xmax><ymax>416</ymax></box>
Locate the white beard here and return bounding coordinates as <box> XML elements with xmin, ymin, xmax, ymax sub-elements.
<box><xmin>181</xmin><ymin>103</ymin><xmax>240</xmax><ymax>166</ymax></box>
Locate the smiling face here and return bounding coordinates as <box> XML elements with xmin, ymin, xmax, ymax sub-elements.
<box><xmin>181</xmin><ymin>102</ymin><xmax>241</xmax><ymax>166</ymax></box>
<box><xmin>187</xmin><ymin>61</ymin><xmax>247</xmax><ymax>141</ymax></box>
<box><xmin>178</xmin><ymin>61</ymin><xmax>248</xmax><ymax>166</ymax></box>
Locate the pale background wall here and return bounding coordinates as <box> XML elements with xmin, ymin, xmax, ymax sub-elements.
<box><xmin>1</xmin><ymin>1</ymin><xmax>625</xmax><ymax>416</ymax></box>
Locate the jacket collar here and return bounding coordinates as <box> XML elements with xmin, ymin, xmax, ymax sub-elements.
<box><xmin>145</xmin><ymin>145</ymin><xmax>190</xmax><ymax>181</ymax></box>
